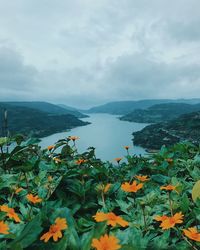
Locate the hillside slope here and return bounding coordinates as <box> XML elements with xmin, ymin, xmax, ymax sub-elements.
<box><xmin>133</xmin><ymin>111</ymin><xmax>200</xmax><ymax>150</ymax></box>
<box><xmin>4</xmin><ymin>101</ymin><xmax>87</xmax><ymax>118</ymax></box>
<box><xmin>87</xmin><ymin>99</ymin><xmax>200</xmax><ymax>115</ymax></box>
<box><xmin>0</xmin><ymin>103</ymin><xmax>89</xmax><ymax>137</ymax></box>
<box><xmin>121</xmin><ymin>103</ymin><xmax>200</xmax><ymax>123</ymax></box>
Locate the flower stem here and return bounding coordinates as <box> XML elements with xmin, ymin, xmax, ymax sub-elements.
<box><xmin>168</xmin><ymin>192</ymin><xmax>173</xmax><ymax>216</ymax></box>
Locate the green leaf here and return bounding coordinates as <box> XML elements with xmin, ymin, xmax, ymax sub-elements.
<box><xmin>192</xmin><ymin>180</ymin><xmax>200</xmax><ymax>202</ymax></box>
<box><xmin>9</xmin><ymin>214</ymin><xmax>43</xmax><ymax>248</ymax></box>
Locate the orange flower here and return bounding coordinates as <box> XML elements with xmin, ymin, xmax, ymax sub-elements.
<box><xmin>48</xmin><ymin>176</ymin><xmax>53</xmax><ymax>182</ymax></box>
<box><xmin>183</xmin><ymin>227</ymin><xmax>200</xmax><ymax>242</ymax></box>
<box><xmin>155</xmin><ymin>212</ymin><xmax>184</xmax><ymax>230</ymax></box>
<box><xmin>114</xmin><ymin>158</ymin><xmax>122</xmax><ymax>163</ymax></box>
<box><xmin>69</xmin><ymin>136</ymin><xmax>80</xmax><ymax>141</ymax></box>
<box><xmin>160</xmin><ymin>184</ymin><xmax>177</xmax><ymax>192</ymax></box>
<box><xmin>166</xmin><ymin>158</ymin><xmax>173</xmax><ymax>164</ymax></box>
<box><xmin>47</xmin><ymin>145</ymin><xmax>55</xmax><ymax>151</ymax></box>
<box><xmin>121</xmin><ymin>181</ymin><xmax>143</xmax><ymax>193</ymax></box>
<box><xmin>15</xmin><ymin>187</ymin><xmax>23</xmax><ymax>194</ymax></box>
<box><xmin>92</xmin><ymin>234</ymin><xmax>121</xmax><ymax>250</ymax></box>
<box><xmin>124</xmin><ymin>146</ymin><xmax>130</xmax><ymax>150</ymax></box>
<box><xmin>76</xmin><ymin>159</ymin><xmax>87</xmax><ymax>165</ymax></box>
<box><xmin>104</xmin><ymin>184</ymin><xmax>111</xmax><ymax>193</ymax></box>
<box><xmin>27</xmin><ymin>194</ymin><xmax>42</xmax><ymax>204</ymax></box>
<box><xmin>40</xmin><ymin>218</ymin><xmax>67</xmax><ymax>242</ymax></box>
<box><xmin>53</xmin><ymin>157</ymin><xmax>62</xmax><ymax>163</ymax></box>
<box><xmin>135</xmin><ymin>175</ymin><xmax>150</xmax><ymax>182</ymax></box>
<box><xmin>0</xmin><ymin>221</ymin><xmax>10</xmax><ymax>234</ymax></box>
<box><xmin>93</xmin><ymin>212</ymin><xmax>128</xmax><ymax>227</ymax></box>
<box><xmin>0</xmin><ymin>205</ymin><xmax>21</xmax><ymax>223</ymax></box>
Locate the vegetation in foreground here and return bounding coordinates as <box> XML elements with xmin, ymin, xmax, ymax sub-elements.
<box><xmin>0</xmin><ymin>136</ymin><xmax>200</xmax><ymax>249</ymax></box>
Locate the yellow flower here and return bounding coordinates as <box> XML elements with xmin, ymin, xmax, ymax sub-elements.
<box><xmin>104</xmin><ymin>184</ymin><xmax>111</xmax><ymax>193</ymax></box>
<box><xmin>76</xmin><ymin>159</ymin><xmax>87</xmax><ymax>165</ymax></box>
<box><xmin>0</xmin><ymin>205</ymin><xmax>21</xmax><ymax>223</ymax></box>
<box><xmin>40</xmin><ymin>218</ymin><xmax>67</xmax><ymax>242</ymax></box>
<box><xmin>0</xmin><ymin>221</ymin><xmax>10</xmax><ymax>234</ymax></box>
<box><xmin>92</xmin><ymin>234</ymin><xmax>121</xmax><ymax>250</ymax></box>
<box><xmin>69</xmin><ymin>136</ymin><xmax>80</xmax><ymax>141</ymax></box>
<box><xmin>135</xmin><ymin>175</ymin><xmax>150</xmax><ymax>182</ymax></box>
<box><xmin>93</xmin><ymin>212</ymin><xmax>128</xmax><ymax>227</ymax></box>
<box><xmin>114</xmin><ymin>158</ymin><xmax>123</xmax><ymax>163</ymax></box>
<box><xmin>48</xmin><ymin>176</ymin><xmax>53</xmax><ymax>182</ymax></box>
<box><xmin>47</xmin><ymin>145</ymin><xmax>55</xmax><ymax>151</ymax></box>
<box><xmin>183</xmin><ymin>227</ymin><xmax>200</xmax><ymax>242</ymax></box>
<box><xmin>15</xmin><ymin>187</ymin><xmax>23</xmax><ymax>194</ymax></box>
<box><xmin>26</xmin><ymin>194</ymin><xmax>42</xmax><ymax>204</ymax></box>
<box><xmin>121</xmin><ymin>181</ymin><xmax>143</xmax><ymax>193</ymax></box>
<box><xmin>53</xmin><ymin>157</ymin><xmax>62</xmax><ymax>163</ymax></box>
<box><xmin>155</xmin><ymin>212</ymin><xmax>184</xmax><ymax>230</ymax></box>
<box><xmin>165</xmin><ymin>158</ymin><xmax>173</xmax><ymax>164</ymax></box>
<box><xmin>124</xmin><ymin>146</ymin><xmax>130</xmax><ymax>150</ymax></box>
<box><xmin>160</xmin><ymin>184</ymin><xmax>177</xmax><ymax>192</ymax></box>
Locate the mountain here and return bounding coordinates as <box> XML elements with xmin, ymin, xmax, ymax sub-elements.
<box><xmin>133</xmin><ymin>111</ymin><xmax>200</xmax><ymax>150</ymax></box>
<box><xmin>87</xmin><ymin>99</ymin><xmax>200</xmax><ymax>115</ymax></box>
<box><xmin>0</xmin><ymin>103</ymin><xmax>89</xmax><ymax>137</ymax></box>
<box><xmin>4</xmin><ymin>101</ymin><xmax>88</xmax><ymax>118</ymax></box>
<box><xmin>58</xmin><ymin>104</ymin><xmax>78</xmax><ymax>111</ymax></box>
<box><xmin>120</xmin><ymin>102</ymin><xmax>200</xmax><ymax>123</ymax></box>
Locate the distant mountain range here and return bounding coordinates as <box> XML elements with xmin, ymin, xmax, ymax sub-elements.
<box><xmin>133</xmin><ymin>111</ymin><xmax>200</xmax><ymax>150</ymax></box>
<box><xmin>5</xmin><ymin>101</ymin><xmax>88</xmax><ymax>118</ymax></box>
<box><xmin>86</xmin><ymin>99</ymin><xmax>200</xmax><ymax>115</ymax></box>
<box><xmin>120</xmin><ymin>102</ymin><xmax>200</xmax><ymax>123</ymax></box>
<box><xmin>0</xmin><ymin>102</ymin><xmax>89</xmax><ymax>137</ymax></box>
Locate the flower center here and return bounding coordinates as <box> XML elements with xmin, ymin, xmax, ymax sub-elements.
<box><xmin>49</xmin><ymin>225</ymin><xmax>59</xmax><ymax>233</ymax></box>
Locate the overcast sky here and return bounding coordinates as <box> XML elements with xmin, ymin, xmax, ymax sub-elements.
<box><xmin>0</xmin><ymin>0</ymin><xmax>200</xmax><ymax>108</ymax></box>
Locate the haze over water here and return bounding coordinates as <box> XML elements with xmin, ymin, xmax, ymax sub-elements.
<box><xmin>40</xmin><ymin>113</ymin><xmax>148</xmax><ymax>161</ymax></box>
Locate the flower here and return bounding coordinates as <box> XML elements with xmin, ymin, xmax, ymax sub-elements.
<box><xmin>69</xmin><ymin>136</ymin><xmax>80</xmax><ymax>141</ymax></box>
<box><xmin>0</xmin><ymin>221</ymin><xmax>9</xmax><ymax>234</ymax></box>
<box><xmin>92</xmin><ymin>234</ymin><xmax>121</xmax><ymax>250</ymax></box>
<box><xmin>114</xmin><ymin>158</ymin><xmax>122</xmax><ymax>163</ymax></box>
<box><xmin>93</xmin><ymin>212</ymin><xmax>128</xmax><ymax>227</ymax></box>
<box><xmin>40</xmin><ymin>218</ymin><xmax>67</xmax><ymax>242</ymax></box>
<box><xmin>15</xmin><ymin>187</ymin><xmax>23</xmax><ymax>194</ymax></box>
<box><xmin>104</xmin><ymin>184</ymin><xmax>111</xmax><ymax>193</ymax></box>
<box><xmin>166</xmin><ymin>158</ymin><xmax>173</xmax><ymax>164</ymax></box>
<box><xmin>160</xmin><ymin>184</ymin><xmax>177</xmax><ymax>192</ymax></box>
<box><xmin>48</xmin><ymin>176</ymin><xmax>53</xmax><ymax>182</ymax></box>
<box><xmin>76</xmin><ymin>159</ymin><xmax>87</xmax><ymax>165</ymax></box>
<box><xmin>121</xmin><ymin>181</ymin><xmax>143</xmax><ymax>193</ymax></box>
<box><xmin>53</xmin><ymin>157</ymin><xmax>62</xmax><ymax>163</ymax></box>
<box><xmin>26</xmin><ymin>194</ymin><xmax>42</xmax><ymax>204</ymax></box>
<box><xmin>47</xmin><ymin>145</ymin><xmax>54</xmax><ymax>151</ymax></box>
<box><xmin>183</xmin><ymin>227</ymin><xmax>200</xmax><ymax>242</ymax></box>
<box><xmin>135</xmin><ymin>175</ymin><xmax>150</xmax><ymax>182</ymax></box>
<box><xmin>124</xmin><ymin>146</ymin><xmax>130</xmax><ymax>150</ymax></box>
<box><xmin>155</xmin><ymin>212</ymin><xmax>184</xmax><ymax>230</ymax></box>
<box><xmin>0</xmin><ymin>205</ymin><xmax>21</xmax><ymax>223</ymax></box>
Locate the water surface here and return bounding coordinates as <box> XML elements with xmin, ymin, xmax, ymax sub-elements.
<box><xmin>40</xmin><ymin>113</ymin><xmax>148</xmax><ymax>161</ymax></box>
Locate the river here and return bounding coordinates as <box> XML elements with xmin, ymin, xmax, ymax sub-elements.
<box><xmin>39</xmin><ymin>113</ymin><xmax>148</xmax><ymax>161</ymax></box>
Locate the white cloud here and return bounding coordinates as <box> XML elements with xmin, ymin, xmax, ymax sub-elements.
<box><xmin>0</xmin><ymin>0</ymin><xmax>200</xmax><ymax>108</ymax></box>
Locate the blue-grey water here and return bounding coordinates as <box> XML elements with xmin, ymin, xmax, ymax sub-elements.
<box><xmin>39</xmin><ymin>113</ymin><xmax>148</xmax><ymax>161</ymax></box>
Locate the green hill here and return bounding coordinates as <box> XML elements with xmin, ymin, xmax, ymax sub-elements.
<box><xmin>133</xmin><ymin>111</ymin><xmax>200</xmax><ymax>150</ymax></box>
<box><xmin>120</xmin><ymin>102</ymin><xmax>200</xmax><ymax>123</ymax></box>
<box><xmin>87</xmin><ymin>99</ymin><xmax>200</xmax><ymax>115</ymax></box>
<box><xmin>0</xmin><ymin>103</ymin><xmax>89</xmax><ymax>137</ymax></box>
<box><xmin>4</xmin><ymin>101</ymin><xmax>87</xmax><ymax>118</ymax></box>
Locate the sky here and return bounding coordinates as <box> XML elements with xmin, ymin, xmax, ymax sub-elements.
<box><xmin>0</xmin><ymin>0</ymin><xmax>200</xmax><ymax>108</ymax></box>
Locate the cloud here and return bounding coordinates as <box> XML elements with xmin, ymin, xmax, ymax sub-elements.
<box><xmin>0</xmin><ymin>0</ymin><xmax>200</xmax><ymax>108</ymax></box>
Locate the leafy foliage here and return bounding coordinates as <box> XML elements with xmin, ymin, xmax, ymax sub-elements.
<box><xmin>0</xmin><ymin>136</ymin><xmax>199</xmax><ymax>249</ymax></box>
